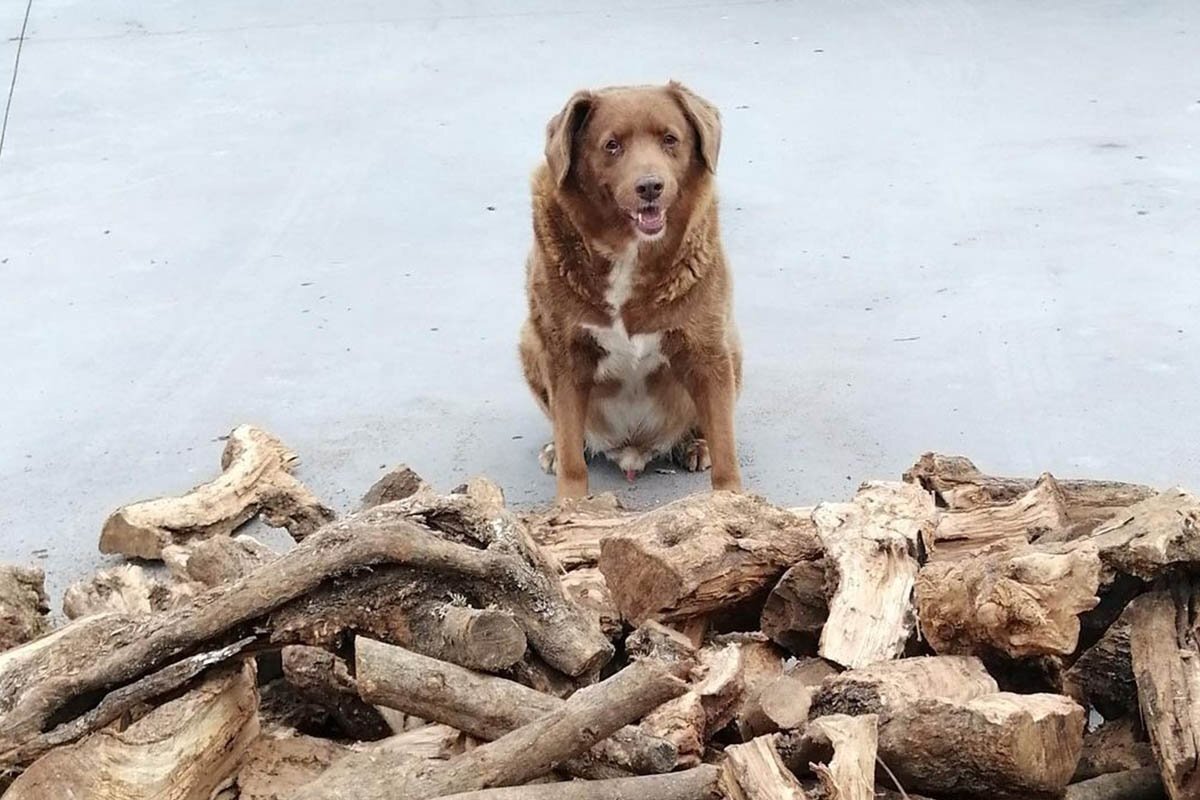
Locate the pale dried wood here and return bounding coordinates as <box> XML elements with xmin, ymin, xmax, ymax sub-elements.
<box><xmin>643</xmin><ymin>643</ymin><xmax>745</xmax><ymax>767</ymax></box>
<box><xmin>814</xmin><ymin>481</ymin><xmax>936</xmax><ymax>669</ymax></box>
<box><xmin>806</xmin><ymin>714</ymin><xmax>878</xmax><ymax>800</ymax></box>
<box><xmin>598</xmin><ymin>492</ymin><xmax>821</xmax><ymax>624</ymax></box>
<box><xmin>722</xmin><ymin>734</ymin><xmax>809</xmax><ymax>800</ymax></box>
<box><xmin>1128</xmin><ymin>587</ymin><xmax>1200</xmax><ymax>800</ymax></box>
<box><xmin>354</xmin><ymin>637</ymin><xmax>678</xmax><ymax>777</ymax></box>
<box><xmin>0</xmin><ymin>565</ymin><xmax>49</xmax><ymax>652</ymax></box>
<box><xmin>99</xmin><ymin>424</ymin><xmax>335</xmax><ymax>558</ymax></box>
<box><xmin>916</xmin><ymin>543</ymin><xmax>1101</xmax><ymax>658</ymax></box>
<box><xmin>281</xmin><ymin>645</ymin><xmax>391</xmax><ymax>741</ymax></box>
<box><xmin>524</xmin><ymin>493</ymin><xmax>634</xmax><ymax>570</ymax></box>
<box><xmin>360</xmin><ymin>464</ymin><xmax>428</xmax><ymax>509</ymax></box>
<box><xmin>293</xmin><ymin>658</ymin><xmax>687</xmax><ymax>800</ymax></box>
<box><xmin>162</xmin><ymin>533</ymin><xmax>279</xmax><ymax>586</ymax></box>
<box><xmin>930</xmin><ymin>473</ymin><xmax>1070</xmax><ymax>561</ymax></box>
<box><xmin>435</xmin><ymin>765</ymin><xmax>723</xmax><ymax>800</ymax></box>
<box><xmin>563</xmin><ymin>567</ymin><xmax>622</xmax><ymax>639</ymax></box>
<box><xmin>810</xmin><ymin>655</ymin><xmax>997</xmax><ymax>719</ymax></box>
<box><xmin>760</xmin><ymin>559</ymin><xmax>827</xmax><ymax>655</ymax></box>
<box><xmin>6</xmin><ymin>659</ymin><xmax>260</xmax><ymax>800</ymax></box>
<box><xmin>1089</xmin><ymin>490</ymin><xmax>1200</xmax><ymax>580</ymax></box>
<box><xmin>740</xmin><ymin>658</ymin><xmax>837</xmax><ymax>737</ymax></box>
<box><xmin>1065</xmin><ymin>601</ymin><xmax>1137</xmax><ymax>720</ymax></box>
<box><xmin>236</xmin><ymin>733</ymin><xmax>350</xmax><ymax>800</ymax></box>
<box><xmin>1075</xmin><ymin>718</ymin><xmax>1155</xmax><ymax>782</ymax></box>
<box><xmin>62</xmin><ymin>563</ymin><xmax>199</xmax><ymax>619</ymax></box>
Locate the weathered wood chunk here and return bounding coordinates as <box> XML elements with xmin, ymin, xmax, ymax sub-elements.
<box><xmin>0</xmin><ymin>565</ymin><xmax>49</xmax><ymax>651</ymax></box>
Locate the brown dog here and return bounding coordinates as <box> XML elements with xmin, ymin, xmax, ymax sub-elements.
<box><xmin>519</xmin><ymin>81</ymin><xmax>742</xmax><ymax>501</ymax></box>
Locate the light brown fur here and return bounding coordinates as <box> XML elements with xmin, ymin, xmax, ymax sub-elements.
<box><xmin>519</xmin><ymin>81</ymin><xmax>742</xmax><ymax>501</ymax></box>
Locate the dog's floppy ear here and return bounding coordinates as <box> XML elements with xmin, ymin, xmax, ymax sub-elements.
<box><xmin>545</xmin><ymin>90</ymin><xmax>593</xmax><ymax>187</ymax></box>
<box><xmin>669</xmin><ymin>81</ymin><xmax>721</xmax><ymax>173</ymax></box>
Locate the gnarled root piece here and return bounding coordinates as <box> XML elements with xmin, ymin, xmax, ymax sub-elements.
<box><xmin>99</xmin><ymin>425</ymin><xmax>335</xmax><ymax>559</ymax></box>
<box><xmin>930</xmin><ymin>473</ymin><xmax>1070</xmax><ymax>560</ymax></box>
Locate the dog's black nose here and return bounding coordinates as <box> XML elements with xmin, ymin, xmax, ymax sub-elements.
<box><xmin>635</xmin><ymin>175</ymin><xmax>664</xmax><ymax>201</ymax></box>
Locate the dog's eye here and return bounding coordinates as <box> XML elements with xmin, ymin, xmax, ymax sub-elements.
<box><xmin>603</xmin><ymin>139</ymin><xmax>621</xmax><ymax>154</ymax></box>
<box><xmin>662</xmin><ymin>133</ymin><xmax>679</xmax><ymax>147</ymax></box>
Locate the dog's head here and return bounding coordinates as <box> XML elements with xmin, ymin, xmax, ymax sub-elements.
<box><xmin>545</xmin><ymin>81</ymin><xmax>721</xmax><ymax>243</ymax></box>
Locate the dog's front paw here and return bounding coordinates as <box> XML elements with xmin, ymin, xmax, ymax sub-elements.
<box><xmin>672</xmin><ymin>437</ymin><xmax>712</xmax><ymax>473</ymax></box>
<box><xmin>538</xmin><ymin>442</ymin><xmax>557</xmax><ymax>475</ymax></box>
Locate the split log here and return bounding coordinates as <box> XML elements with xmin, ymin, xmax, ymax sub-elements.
<box><xmin>722</xmin><ymin>734</ymin><xmax>808</xmax><ymax>800</ymax></box>
<box><xmin>1090</xmin><ymin>490</ymin><xmax>1200</xmax><ymax>581</ymax></box>
<box><xmin>740</xmin><ymin>658</ymin><xmax>837</xmax><ymax>737</ymax></box>
<box><xmin>1065</xmin><ymin>602</ymin><xmax>1137</xmax><ymax>719</ymax></box>
<box><xmin>281</xmin><ymin>645</ymin><xmax>391</xmax><ymax>741</ymax></box>
<box><xmin>813</xmin><ymin>481</ymin><xmax>936</xmax><ymax>669</ymax></box>
<box><xmin>810</xmin><ymin>655</ymin><xmax>996</xmax><ymax>719</ymax></box>
<box><xmin>760</xmin><ymin>559</ymin><xmax>827</xmax><ymax>655</ymax></box>
<box><xmin>1063</xmin><ymin>768</ymin><xmax>1166</xmax><ymax>800</ymax></box>
<box><xmin>236</xmin><ymin>733</ymin><xmax>350</xmax><ymax>800</ymax></box>
<box><xmin>99</xmin><ymin>424</ymin><xmax>335</xmax><ymax>558</ymax></box>
<box><xmin>1075</xmin><ymin>718</ymin><xmax>1154</xmax><ymax>782</ymax></box>
<box><xmin>354</xmin><ymin>637</ymin><xmax>678</xmax><ymax>777</ymax></box>
<box><xmin>643</xmin><ymin>643</ymin><xmax>745</xmax><ymax>766</ymax></box>
<box><xmin>873</xmin><ymin>693</ymin><xmax>1084</xmax><ymax>798</ymax></box>
<box><xmin>293</xmin><ymin>657</ymin><xmax>687</xmax><ymax>800</ymax></box>
<box><xmin>435</xmin><ymin>766</ymin><xmax>723</xmax><ymax>800</ymax></box>
<box><xmin>525</xmin><ymin>493</ymin><xmax>634</xmax><ymax>570</ymax></box>
<box><xmin>0</xmin><ymin>498</ymin><xmax>609</xmax><ymax>769</ymax></box>
<box><xmin>726</xmin><ymin>635</ymin><xmax>786</xmax><ymax>735</ymax></box>
<box><xmin>916</xmin><ymin>543</ymin><xmax>1101</xmax><ymax>658</ymax></box>
<box><xmin>162</xmin><ymin>533</ymin><xmax>279</xmax><ymax>586</ymax></box>
<box><xmin>62</xmin><ymin>563</ymin><xmax>199</xmax><ymax>619</ymax></box>
<box><xmin>1128</xmin><ymin>587</ymin><xmax>1200</xmax><ymax>800</ymax></box>
<box><xmin>6</xmin><ymin>659</ymin><xmax>260</xmax><ymax>800</ymax></box>
<box><xmin>0</xmin><ymin>565</ymin><xmax>49</xmax><ymax>651</ymax></box>
<box><xmin>929</xmin><ymin>473</ymin><xmax>1070</xmax><ymax>560</ymax></box>
<box><xmin>360</xmin><ymin>464</ymin><xmax>428</xmax><ymax>509</ymax></box>
<box><xmin>806</xmin><ymin>714</ymin><xmax>878</xmax><ymax>800</ymax></box>
<box><xmin>903</xmin><ymin>452</ymin><xmax>1155</xmax><ymax>537</ymax></box>
<box><xmin>625</xmin><ymin>621</ymin><xmax>697</xmax><ymax>667</ymax></box>
<box><xmin>563</xmin><ymin>567</ymin><xmax>622</xmax><ymax>639</ymax></box>
<box><xmin>598</xmin><ymin>492</ymin><xmax>821</xmax><ymax>624</ymax></box>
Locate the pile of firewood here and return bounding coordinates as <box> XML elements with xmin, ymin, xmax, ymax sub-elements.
<box><xmin>0</xmin><ymin>424</ymin><xmax>1195</xmax><ymax>800</ymax></box>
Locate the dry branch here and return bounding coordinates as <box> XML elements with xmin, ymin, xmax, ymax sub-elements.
<box><xmin>355</xmin><ymin>637</ymin><xmax>678</xmax><ymax>777</ymax></box>
<box><xmin>814</xmin><ymin>481</ymin><xmax>935</xmax><ymax>668</ymax></box>
<box><xmin>294</xmin><ymin>658</ymin><xmax>687</xmax><ymax>800</ymax></box>
<box><xmin>916</xmin><ymin>543</ymin><xmax>1101</xmax><ymax>658</ymax></box>
<box><xmin>0</xmin><ymin>566</ymin><xmax>49</xmax><ymax>651</ymax></box>
<box><xmin>435</xmin><ymin>765</ymin><xmax>723</xmax><ymax>800</ymax></box>
<box><xmin>599</xmin><ymin>492</ymin><xmax>821</xmax><ymax>624</ymax></box>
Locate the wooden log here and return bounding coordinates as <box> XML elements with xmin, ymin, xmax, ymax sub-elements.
<box><xmin>727</xmin><ymin>635</ymin><xmax>786</xmax><ymax>737</ymax></box>
<box><xmin>625</xmin><ymin>621</ymin><xmax>697</xmax><ymax>668</ymax></box>
<box><xmin>281</xmin><ymin>645</ymin><xmax>391</xmax><ymax>741</ymax></box>
<box><xmin>360</xmin><ymin>464</ymin><xmax>428</xmax><ymax>509</ymax></box>
<box><xmin>1064</xmin><ymin>768</ymin><xmax>1166</xmax><ymax>800</ymax></box>
<box><xmin>354</xmin><ymin>637</ymin><xmax>678</xmax><ymax>777</ymax></box>
<box><xmin>722</xmin><ymin>734</ymin><xmax>809</xmax><ymax>800</ymax></box>
<box><xmin>1128</xmin><ymin>587</ymin><xmax>1200</xmax><ymax>800</ymax></box>
<box><xmin>760</xmin><ymin>559</ymin><xmax>827</xmax><ymax>655</ymax></box>
<box><xmin>62</xmin><ymin>563</ymin><xmax>199</xmax><ymax>619</ymax></box>
<box><xmin>1075</xmin><ymin>718</ymin><xmax>1155</xmax><ymax>782</ymax></box>
<box><xmin>642</xmin><ymin>643</ymin><xmax>745</xmax><ymax>766</ymax></box>
<box><xmin>6</xmin><ymin>659</ymin><xmax>260</xmax><ymax>800</ymax></box>
<box><xmin>806</xmin><ymin>714</ymin><xmax>878</xmax><ymax>800</ymax></box>
<box><xmin>293</xmin><ymin>658</ymin><xmax>687</xmax><ymax>800</ymax></box>
<box><xmin>598</xmin><ymin>493</ymin><xmax>821</xmax><ymax>624</ymax></box>
<box><xmin>99</xmin><ymin>424</ymin><xmax>335</xmax><ymax>558</ymax></box>
<box><xmin>1089</xmin><ymin>490</ymin><xmax>1200</xmax><ymax>581</ymax></box>
<box><xmin>0</xmin><ymin>499</ymin><xmax>610</xmax><ymax>769</ymax></box>
<box><xmin>739</xmin><ymin>658</ymin><xmax>837</xmax><ymax>737</ymax></box>
<box><xmin>162</xmin><ymin>533</ymin><xmax>279</xmax><ymax>586</ymax></box>
<box><xmin>434</xmin><ymin>766</ymin><xmax>724</xmax><ymax>800</ymax></box>
<box><xmin>1065</xmin><ymin>602</ymin><xmax>1137</xmax><ymax>720</ymax></box>
<box><xmin>814</xmin><ymin>481</ymin><xmax>936</xmax><ymax>669</ymax></box>
<box><xmin>810</xmin><ymin>655</ymin><xmax>997</xmax><ymax>719</ymax></box>
<box><xmin>563</xmin><ymin>567</ymin><xmax>622</xmax><ymax>640</ymax></box>
<box><xmin>902</xmin><ymin>452</ymin><xmax>1156</xmax><ymax>537</ymax></box>
<box><xmin>930</xmin><ymin>473</ymin><xmax>1070</xmax><ymax>560</ymax></box>
<box><xmin>235</xmin><ymin>733</ymin><xmax>350</xmax><ymax>800</ymax></box>
<box><xmin>524</xmin><ymin>493</ymin><xmax>634</xmax><ymax>570</ymax></box>
<box><xmin>916</xmin><ymin>543</ymin><xmax>1101</xmax><ymax>658</ymax></box>
<box><xmin>873</xmin><ymin>693</ymin><xmax>1085</xmax><ymax>798</ymax></box>
<box><xmin>0</xmin><ymin>565</ymin><xmax>49</xmax><ymax>651</ymax></box>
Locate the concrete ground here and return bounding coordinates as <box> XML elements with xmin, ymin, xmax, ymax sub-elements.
<box><xmin>2</xmin><ymin>0</ymin><xmax>1199</xmax><ymax>607</ymax></box>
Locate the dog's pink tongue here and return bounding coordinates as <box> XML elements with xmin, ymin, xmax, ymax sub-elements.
<box><xmin>636</xmin><ymin>208</ymin><xmax>665</xmax><ymax>234</ymax></box>
<box><xmin>625</xmin><ymin>469</ymin><xmax>637</xmax><ymax>483</ymax></box>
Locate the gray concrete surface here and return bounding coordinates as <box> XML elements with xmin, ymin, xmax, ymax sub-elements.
<box><xmin>2</xmin><ymin>0</ymin><xmax>1199</xmax><ymax>608</ymax></box>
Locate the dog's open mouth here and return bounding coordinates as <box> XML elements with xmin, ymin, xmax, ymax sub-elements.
<box><xmin>630</xmin><ymin>205</ymin><xmax>666</xmax><ymax>236</ymax></box>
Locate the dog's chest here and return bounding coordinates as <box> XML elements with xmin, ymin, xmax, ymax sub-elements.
<box><xmin>583</xmin><ymin>248</ymin><xmax>666</xmax><ymax>385</ymax></box>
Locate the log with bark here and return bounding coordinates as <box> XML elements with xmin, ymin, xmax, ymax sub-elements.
<box><xmin>281</xmin><ymin>645</ymin><xmax>392</xmax><ymax>741</ymax></box>
<box><xmin>0</xmin><ymin>565</ymin><xmax>49</xmax><ymax>651</ymax></box>
<box><xmin>929</xmin><ymin>473</ymin><xmax>1070</xmax><ymax>560</ymax></box>
<box><xmin>1075</xmin><ymin>718</ymin><xmax>1155</xmax><ymax>782</ymax></box>
<box><xmin>759</xmin><ymin>559</ymin><xmax>828</xmax><ymax>655</ymax></box>
<box><xmin>293</xmin><ymin>657</ymin><xmax>687</xmax><ymax>800</ymax></box>
<box><xmin>739</xmin><ymin>657</ymin><xmax>837</xmax><ymax>737</ymax></box>
<box><xmin>812</xmin><ymin>481</ymin><xmax>936</xmax><ymax>669</ymax></box>
<box><xmin>1089</xmin><ymin>489</ymin><xmax>1200</xmax><ymax>581</ymax></box>
<box><xmin>354</xmin><ymin>636</ymin><xmax>679</xmax><ymax>777</ymax></box>
<box><xmin>722</xmin><ymin>734</ymin><xmax>808</xmax><ymax>800</ymax></box>
<box><xmin>1065</xmin><ymin>601</ymin><xmax>1137</xmax><ymax>720</ymax></box>
<box><xmin>903</xmin><ymin>452</ymin><xmax>1156</xmax><ymax>537</ymax></box>
<box><xmin>434</xmin><ymin>766</ymin><xmax>724</xmax><ymax>800</ymax></box>
<box><xmin>562</xmin><ymin>567</ymin><xmax>622</xmax><ymax>640</ymax></box>
<box><xmin>99</xmin><ymin>424</ymin><xmax>335</xmax><ymax>558</ymax></box>
<box><xmin>598</xmin><ymin>492</ymin><xmax>821</xmax><ymax>624</ymax></box>
<box><xmin>916</xmin><ymin>543</ymin><xmax>1101</xmax><ymax>658</ymax></box>
<box><xmin>1128</xmin><ymin>585</ymin><xmax>1200</xmax><ymax>800</ymax></box>
<box><xmin>809</xmin><ymin>655</ymin><xmax>997</xmax><ymax>719</ymax></box>
<box><xmin>642</xmin><ymin>643</ymin><xmax>745</xmax><ymax>767</ymax></box>
<box><xmin>6</xmin><ymin>659</ymin><xmax>260</xmax><ymax>800</ymax></box>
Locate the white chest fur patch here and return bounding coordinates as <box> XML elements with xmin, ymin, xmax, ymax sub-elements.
<box><xmin>583</xmin><ymin>246</ymin><xmax>671</xmax><ymax>468</ymax></box>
